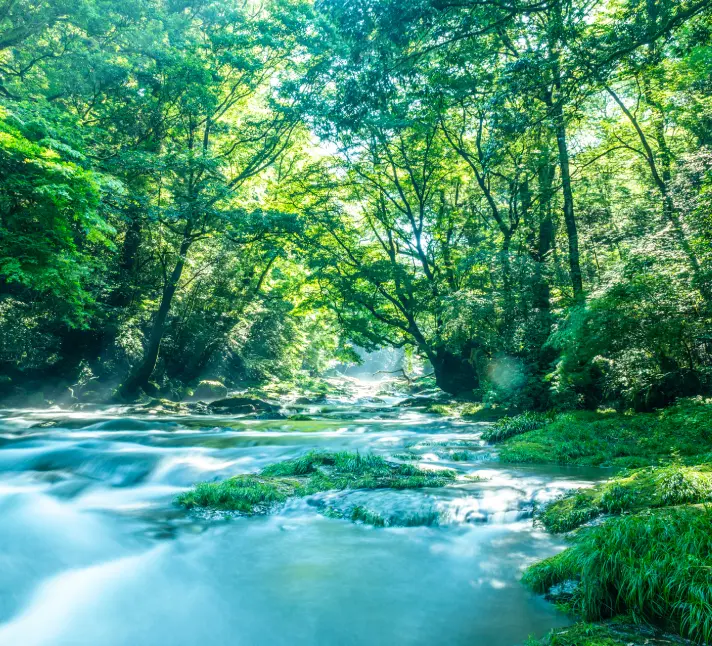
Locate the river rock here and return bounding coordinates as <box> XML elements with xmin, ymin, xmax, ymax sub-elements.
<box><xmin>294</xmin><ymin>394</ymin><xmax>328</xmax><ymax>405</ymax></box>
<box><xmin>192</xmin><ymin>380</ymin><xmax>228</xmax><ymax>401</ymax></box>
<box><xmin>208</xmin><ymin>396</ymin><xmax>280</xmax><ymax>414</ymax></box>
<box><xmin>398</xmin><ymin>396</ymin><xmax>435</xmax><ymax>408</ymax></box>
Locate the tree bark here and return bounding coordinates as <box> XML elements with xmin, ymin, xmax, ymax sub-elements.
<box><xmin>551</xmin><ymin>100</ymin><xmax>583</xmax><ymax>298</ymax></box>
<box><xmin>547</xmin><ymin>0</ymin><xmax>584</xmax><ymax>299</ymax></box>
<box><xmin>429</xmin><ymin>348</ymin><xmax>478</xmax><ymax>396</ymax></box>
<box><xmin>121</xmin><ymin>234</ymin><xmax>192</xmax><ymax>395</ymax></box>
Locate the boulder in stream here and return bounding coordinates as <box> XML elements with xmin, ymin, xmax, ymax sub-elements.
<box><xmin>191</xmin><ymin>380</ymin><xmax>228</xmax><ymax>401</ymax></box>
<box><xmin>208</xmin><ymin>396</ymin><xmax>280</xmax><ymax>414</ymax></box>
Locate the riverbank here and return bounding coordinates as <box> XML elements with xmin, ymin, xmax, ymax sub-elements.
<box><xmin>497</xmin><ymin>398</ymin><xmax>712</xmax><ymax>645</ymax></box>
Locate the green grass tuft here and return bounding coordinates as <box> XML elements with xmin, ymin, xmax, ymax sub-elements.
<box><xmin>524</xmin><ymin>506</ymin><xmax>712</xmax><ymax>644</ymax></box>
<box><xmin>175</xmin><ymin>475</ymin><xmax>302</xmax><ymax>513</ymax></box>
<box><xmin>482</xmin><ymin>411</ymin><xmax>553</xmax><ymax>443</ymax></box>
<box><xmin>537</xmin><ymin>463</ymin><xmax>712</xmax><ymax>533</ymax></box>
<box><xmin>498</xmin><ymin>399</ymin><xmax>712</xmax><ymax>467</ymax></box>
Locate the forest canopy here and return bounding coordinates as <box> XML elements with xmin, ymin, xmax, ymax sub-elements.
<box><xmin>1</xmin><ymin>0</ymin><xmax>711</xmax><ymax>410</ymax></box>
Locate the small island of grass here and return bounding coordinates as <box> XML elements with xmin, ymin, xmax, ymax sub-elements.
<box><xmin>176</xmin><ymin>451</ymin><xmax>456</xmax><ymax>516</ymax></box>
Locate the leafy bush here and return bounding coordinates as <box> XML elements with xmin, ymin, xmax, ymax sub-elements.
<box><xmin>547</xmin><ymin>262</ymin><xmax>711</xmax><ymax>412</ymax></box>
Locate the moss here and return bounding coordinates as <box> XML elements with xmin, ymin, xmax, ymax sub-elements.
<box><xmin>536</xmin><ymin>463</ymin><xmax>712</xmax><ymax>533</ymax></box>
<box><xmin>524</xmin><ymin>507</ymin><xmax>712</xmax><ymax>644</ymax></box>
<box><xmin>177</xmin><ymin>451</ymin><xmax>456</xmax><ymax>515</ymax></box>
<box><xmin>425</xmin><ymin>403</ymin><xmax>456</xmax><ymax>416</ymax></box>
<box><xmin>460</xmin><ymin>403</ymin><xmax>509</xmax><ymax>422</ymax></box>
<box><xmin>498</xmin><ymin>399</ymin><xmax>712</xmax><ymax>467</ymax></box>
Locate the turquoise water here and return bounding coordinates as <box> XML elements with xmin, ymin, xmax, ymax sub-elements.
<box><xmin>0</xmin><ymin>394</ymin><xmax>605</xmax><ymax>645</ymax></box>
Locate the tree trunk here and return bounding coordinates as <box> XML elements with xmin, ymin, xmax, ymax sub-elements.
<box><xmin>500</xmin><ymin>232</ymin><xmax>515</xmax><ymax>350</ymax></box>
<box><xmin>429</xmin><ymin>348</ymin><xmax>478</xmax><ymax>396</ymax></box>
<box><xmin>121</xmin><ymin>235</ymin><xmax>192</xmax><ymax>396</ymax></box>
<box><xmin>552</xmin><ymin>101</ymin><xmax>583</xmax><ymax>298</ymax></box>
<box><xmin>548</xmin><ymin>0</ymin><xmax>583</xmax><ymax>299</ymax></box>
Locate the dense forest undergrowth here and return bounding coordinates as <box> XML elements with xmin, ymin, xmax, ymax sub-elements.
<box><xmin>2</xmin><ymin>0</ymin><xmax>712</xmax><ymax>644</ymax></box>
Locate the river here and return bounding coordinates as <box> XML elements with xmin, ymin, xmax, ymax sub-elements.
<box><xmin>0</xmin><ymin>384</ymin><xmax>604</xmax><ymax>645</ymax></box>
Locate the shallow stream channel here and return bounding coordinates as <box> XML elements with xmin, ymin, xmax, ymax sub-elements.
<box><xmin>0</xmin><ymin>383</ymin><xmax>608</xmax><ymax>645</ymax></box>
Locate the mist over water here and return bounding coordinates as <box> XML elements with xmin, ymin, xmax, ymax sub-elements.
<box><xmin>0</xmin><ymin>384</ymin><xmax>605</xmax><ymax>645</ymax></box>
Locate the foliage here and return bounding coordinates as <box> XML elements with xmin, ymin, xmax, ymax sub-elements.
<box><xmin>497</xmin><ymin>398</ymin><xmax>712</xmax><ymax>467</ymax></box>
<box><xmin>523</xmin><ymin>507</ymin><xmax>712</xmax><ymax>644</ymax></box>
<box><xmin>482</xmin><ymin>411</ymin><xmax>554</xmax><ymax>443</ymax></box>
<box><xmin>1</xmin><ymin>0</ymin><xmax>712</xmax><ymax>416</ymax></box>
<box><xmin>537</xmin><ymin>463</ymin><xmax>712</xmax><ymax>533</ymax></box>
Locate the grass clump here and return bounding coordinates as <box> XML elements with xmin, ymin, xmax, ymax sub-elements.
<box><xmin>175</xmin><ymin>475</ymin><xmax>302</xmax><ymax>514</ymax></box>
<box><xmin>391</xmin><ymin>452</ymin><xmax>422</xmax><ymax>461</ymax></box>
<box><xmin>261</xmin><ymin>450</ymin><xmax>455</xmax><ymax>491</ymax></box>
<box><xmin>177</xmin><ymin>451</ymin><xmax>456</xmax><ymax>514</ymax></box>
<box><xmin>537</xmin><ymin>463</ymin><xmax>712</xmax><ymax>533</ymax></box>
<box><xmin>498</xmin><ymin>398</ymin><xmax>712</xmax><ymax>467</ymax></box>
<box><xmin>482</xmin><ymin>411</ymin><xmax>553</xmax><ymax>443</ymax></box>
<box><xmin>523</xmin><ymin>507</ymin><xmax>712</xmax><ymax>644</ymax></box>
<box><xmin>538</xmin><ymin>491</ymin><xmax>601</xmax><ymax>533</ymax></box>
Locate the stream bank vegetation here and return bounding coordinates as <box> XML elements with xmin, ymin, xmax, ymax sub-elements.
<box><xmin>516</xmin><ymin>398</ymin><xmax>712</xmax><ymax>644</ymax></box>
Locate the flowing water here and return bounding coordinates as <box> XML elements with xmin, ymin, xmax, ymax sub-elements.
<box><xmin>0</xmin><ymin>384</ymin><xmax>607</xmax><ymax>646</ymax></box>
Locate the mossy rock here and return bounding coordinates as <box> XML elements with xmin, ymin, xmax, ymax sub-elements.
<box><xmin>536</xmin><ymin>463</ymin><xmax>712</xmax><ymax>533</ymax></box>
<box><xmin>498</xmin><ymin>399</ymin><xmax>712</xmax><ymax>467</ymax></box>
<box><xmin>208</xmin><ymin>396</ymin><xmax>280</xmax><ymax>414</ymax></box>
<box><xmin>527</xmin><ymin>621</ymin><xmax>691</xmax><ymax>646</ymax></box>
<box><xmin>192</xmin><ymin>380</ymin><xmax>228</xmax><ymax>401</ymax></box>
<box><xmin>177</xmin><ymin>451</ymin><xmax>456</xmax><ymax>516</ymax></box>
